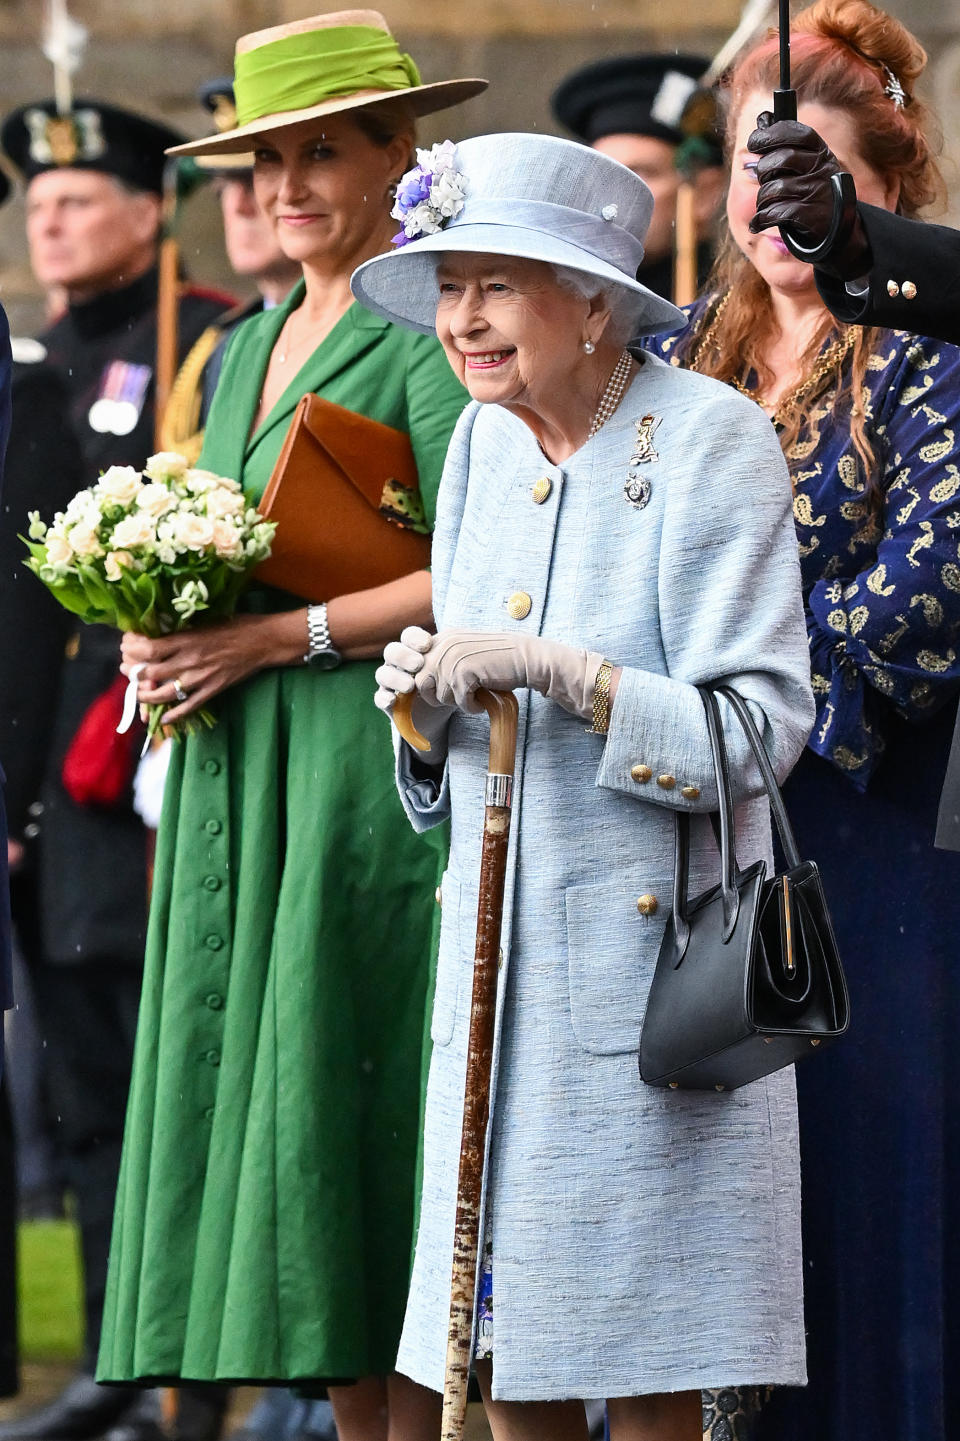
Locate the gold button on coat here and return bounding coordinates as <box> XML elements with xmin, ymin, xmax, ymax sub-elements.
<box><xmin>657</xmin><ymin>774</ymin><xmax>676</xmax><ymax>790</ymax></box>
<box><xmin>636</xmin><ymin>894</ymin><xmax>659</xmax><ymax>916</ymax></box>
<box><xmin>506</xmin><ymin>591</ymin><xmax>532</xmax><ymax>620</ymax></box>
<box><xmin>902</xmin><ymin>280</ymin><xmax>917</xmax><ymax>300</ymax></box>
<box><xmin>531</xmin><ymin>476</ymin><xmax>552</xmax><ymax>504</ymax></box>
<box><xmin>680</xmin><ymin>785</ymin><xmax>700</xmax><ymax>799</ymax></box>
<box><xmin>630</xmin><ymin>764</ymin><xmax>652</xmax><ymax>783</ymax></box>
<box><xmin>887</xmin><ymin>279</ymin><xmax>900</xmax><ymax>297</ymax></box>
<box><xmin>435</xmin><ymin>886</ymin><xmax>442</xmax><ymax>905</ymax></box>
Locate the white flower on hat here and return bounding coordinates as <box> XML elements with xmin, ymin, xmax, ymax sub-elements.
<box><xmin>391</xmin><ymin>140</ymin><xmax>466</xmax><ymax>247</ymax></box>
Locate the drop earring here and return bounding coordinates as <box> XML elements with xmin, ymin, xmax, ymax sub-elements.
<box><xmin>584</xmin><ymin>340</ymin><xmax>596</xmax><ymax>354</ymax></box>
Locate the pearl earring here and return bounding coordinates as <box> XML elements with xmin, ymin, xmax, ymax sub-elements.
<box><xmin>584</xmin><ymin>340</ymin><xmax>596</xmax><ymax>354</ymax></box>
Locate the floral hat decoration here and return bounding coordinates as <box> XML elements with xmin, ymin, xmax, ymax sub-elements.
<box><xmin>352</xmin><ymin>132</ymin><xmax>687</xmax><ymax>338</ymax></box>
<box><xmin>167</xmin><ymin>9</ymin><xmax>486</xmax><ymax>158</ymax></box>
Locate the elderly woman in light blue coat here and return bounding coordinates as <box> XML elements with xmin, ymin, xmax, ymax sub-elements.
<box><xmin>354</xmin><ymin>133</ymin><xmax>814</xmax><ymax>1441</ymax></box>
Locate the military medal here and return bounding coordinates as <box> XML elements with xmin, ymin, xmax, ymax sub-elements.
<box><xmin>89</xmin><ymin>361</ymin><xmax>151</xmax><ymax>435</ymax></box>
<box><xmin>624</xmin><ymin>413</ymin><xmax>661</xmax><ymax>509</ymax></box>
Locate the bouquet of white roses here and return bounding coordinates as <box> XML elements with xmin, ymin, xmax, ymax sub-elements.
<box><xmin>22</xmin><ymin>451</ymin><xmax>277</xmax><ymax>738</ymax></box>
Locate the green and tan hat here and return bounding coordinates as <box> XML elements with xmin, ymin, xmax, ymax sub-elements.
<box><xmin>168</xmin><ymin>9</ymin><xmax>487</xmax><ymax>158</ymax></box>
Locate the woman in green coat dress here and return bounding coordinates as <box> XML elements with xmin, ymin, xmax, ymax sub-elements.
<box><xmin>98</xmin><ymin>13</ymin><xmax>483</xmax><ymax>1439</ymax></box>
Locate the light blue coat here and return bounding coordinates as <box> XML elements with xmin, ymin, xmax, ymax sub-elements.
<box><xmin>395</xmin><ymin>353</ymin><xmax>815</xmax><ymax>1400</ymax></box>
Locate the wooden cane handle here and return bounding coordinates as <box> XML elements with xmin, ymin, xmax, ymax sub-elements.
<box><xmin>393</xmin><ymin>691</ymin><xmax>431</xmax><ymax>752</ymax></box>
<box><xmin>393</xmin><ymin>688</ymin><xmax>520</xmax><ymax>763</ymax></box>
<box><xmin>478</xmin><ymin>689</ymin><xmax>519</xmax><ymax>775</ymax></box>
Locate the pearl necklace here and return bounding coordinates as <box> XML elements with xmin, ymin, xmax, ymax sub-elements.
<box><xmin>589</xmin><ymin>350</ymin><xmax>634</xmax><ymax>437</ymax></box>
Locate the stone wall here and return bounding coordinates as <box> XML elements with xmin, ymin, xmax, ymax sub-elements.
<box><xmin>0</xmin><ymin>0</ymin><xmax>956</xmax><ymax>331</ymax></box>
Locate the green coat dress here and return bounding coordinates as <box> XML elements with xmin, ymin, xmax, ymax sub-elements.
<box><xmin>97</xmin><ymin>283</ymin><xmax>467</xmax><ymax>1384</ymax></box>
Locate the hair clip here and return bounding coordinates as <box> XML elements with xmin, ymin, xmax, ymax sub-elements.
<box><xmin>883</xmin><ymin>65</ymin><xmax>906</xmax><ymax>109</ymax></box>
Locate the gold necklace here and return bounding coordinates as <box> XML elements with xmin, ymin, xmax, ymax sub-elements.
<box><xmin>690</xmin><ymin>293</ymin><xmax>855</xmax><ymax>428</ymax></box>
<box><xmin>589</xmin><ymin>350</ymin><xmax>634</xmax><ymax>438</ymax></box>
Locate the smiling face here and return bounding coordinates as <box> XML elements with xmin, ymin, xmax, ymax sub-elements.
<box><xmin>252</xmin><ymin>112</ymin><xmax>412</xmax><ymax>272</ymax></box>
<box><xmin>727</xmin><ymin>89</ymin><xmax>900</xmax><ymax>297</ymax></box>
<box><xmin>434</xmin><ymin>253</ymin><xmax>609</xmax><ymax>416</ymax></box>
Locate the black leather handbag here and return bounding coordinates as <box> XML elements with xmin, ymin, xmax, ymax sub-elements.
<box><xmin>639</xmin><ymin>684</ymin><xmax>849</xmax><ymax>1091</ymax></box>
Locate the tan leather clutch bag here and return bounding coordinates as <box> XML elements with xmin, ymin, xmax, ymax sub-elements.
<box><xmin>255</xmin><ymin>393</ymin><xmax>431</xmax><ymax>603</ymax></box>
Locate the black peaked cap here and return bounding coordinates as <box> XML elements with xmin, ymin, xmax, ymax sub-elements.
<box><xmin>552</xmin><ymin>53</ymin><xmax>713</xmax><ymax>149</ymax></box>
<box><xmin>1</xmin><ymin>98</ymin><xmax>187</xmax><ymax>194</ymax></box>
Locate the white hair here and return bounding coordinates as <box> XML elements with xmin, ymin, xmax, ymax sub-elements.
<box><xmin>550</xmin><ymin>263</ymin><xmax>641</xmax><ymax>345</ymax></box>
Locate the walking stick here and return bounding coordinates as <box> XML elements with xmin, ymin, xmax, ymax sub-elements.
<box><xmin>394</xmin><ymin>689</ymin><xmax>519</xmax><ymax>1441</ymax></box>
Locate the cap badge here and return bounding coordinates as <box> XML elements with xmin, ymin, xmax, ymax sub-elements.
<box><xmin>25</xmin><ymin>107</ymin><xmax>106</xmax><ymax>167</ymax></box>
<box><xmin>624</xmin><ymin>413</ymin><xmax>661</xmax><ymax>509</ymax></box>
<box><xmin>211</xmin><ymin>94</ymin><xmax>238</xmax><ymax>134</ymax></box>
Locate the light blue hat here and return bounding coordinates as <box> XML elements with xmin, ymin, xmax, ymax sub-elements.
<box><xmin>351</xmin><ymin>131</ymin><xmax>686</xmax><ymax>337</ymax></box>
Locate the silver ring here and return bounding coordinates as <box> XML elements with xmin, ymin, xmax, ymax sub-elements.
<box><xmin>172</xmin><ymin>678</ymin><xmax>189</xmax><ymax>704</ymax></box>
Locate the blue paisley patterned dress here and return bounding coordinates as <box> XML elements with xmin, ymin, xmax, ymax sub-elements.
<box><xmin>651</xmin><ymin>306</ymin><xmax>960</xmax><ymax>1441</ymax></box>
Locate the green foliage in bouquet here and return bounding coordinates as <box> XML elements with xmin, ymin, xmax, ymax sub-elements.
<box><xmin>22</xmin><ymin>451</ymin><xmax>277</xmax><ymax>737</ymax></box>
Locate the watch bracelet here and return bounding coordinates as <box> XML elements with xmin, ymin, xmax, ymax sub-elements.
<box><xmin>587</xmin><ymin>658</ymin><xmax>614</xmax><ymax>734</ymax></box>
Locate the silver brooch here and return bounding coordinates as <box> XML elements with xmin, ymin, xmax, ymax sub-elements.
<box><xmin>624</xmin><ymin>413</ymin><xmax>661</xmax><ymax>509</ymax></box>
<box><xmin>601</xmin><ymin>204</ymin><xmax>618</xmax><ymax>221</ymax></box>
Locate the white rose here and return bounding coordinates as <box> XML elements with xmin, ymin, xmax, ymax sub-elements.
<box><xmin>137</xmin><ymin>483</ymin><xmax>177</xmax><ymax>518</ymax></box>
<box><xmin>205</xmin><ymin>486</ymin><xmax>245</xmax><ymax>519</ymax></box>
<box><xmin>68</xmin><ymin>522</ymin><xmax>103</xmax><ymax>558</ymax></box>
<box><xmin>104</xmin><ymin>550</ymin><xmax>135</xmax><ymax>581</ymax></box>
<box><xmin>65</xmin><ymin>491</ymin><xmax>102</xmax><ymax>526</ymax></box>
<box><xmin>45</xmin><ymin>532</ymin><xmax>74</xmax><ymax>568</ymax></box>
<box><xmin>143</xmin><ymin>451</ymin><xmax>188</xmax><ymax>482</ymax></box>
<box><xmin>211</xmin><ymin>519</ymin><xmax>243</xmax><ymax>560</ymax></box>
<box><xmin>111</xmin><ymin>512</ymin><xmax>156</xmax><ymax>550</ymax></box>
<box><xmin>97</xmin><ymin>466</ymin><xmax>142</xmax><ymax>505</ymax></box>
<box><xmin>184</xmin><ymin>468</ymin><xmax>221</xmax><ymax>495</ymax></box>
<box><xmin>172</xmin><ymin>512</ymin><xmax>215</xmax><ymax>551</ymax></box>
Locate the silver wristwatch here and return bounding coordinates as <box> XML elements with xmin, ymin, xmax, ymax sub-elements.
<box><xmin>304</xmin><ymin>603</ymin><xmax>342</xmax><ymax>669</ymax></box>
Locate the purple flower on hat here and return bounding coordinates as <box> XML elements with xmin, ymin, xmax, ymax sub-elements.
<box><xmin>391</xmin><ymin>140</ymin><xmax>466</xmax><ymax>247</ymax></box>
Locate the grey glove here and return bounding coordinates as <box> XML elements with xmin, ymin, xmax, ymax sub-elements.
<box><xmin>415</xmin><ymin>630</ymin><xmax>605</xmax><ymax>720</ymax></box>
<box><xmin>375</xmin><ymin>626</ymin><xmax>454</xmax><ymax>747</ymax></box>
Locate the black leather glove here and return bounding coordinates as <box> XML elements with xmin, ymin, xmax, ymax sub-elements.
<box><xmin>747</xmin><ymin>113</ymin><xmax>872</xmax><ymax>280</ymax></box>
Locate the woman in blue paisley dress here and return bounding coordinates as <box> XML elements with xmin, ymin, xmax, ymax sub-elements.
<box><xmin>649</xmin><ymin>4</ymin><xmax>960</xmax><ymax>1439</ymax></box>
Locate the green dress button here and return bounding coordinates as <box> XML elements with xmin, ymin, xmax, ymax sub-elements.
<box><xmin>205</xmin><ymin>819</ymin><xmax>222</xmax><ymax>836</ymax></box>
<box><xmin>205</xmin><ymin>993</ymin><xmax>224</xmax><ymax>1010</ymax></box>
<box><xmin>205</xmin><ymin>1050</ymin><xmax>221</xmax><ymax>1067</ymax></box>
<box><xmin>203</xmin><ymin>1106</ymin><xmax>215</xmax><ymax>1120</ymax></box>
<box><xmin>203</xmin><ymin>875</ymin><xmax>221</xmax><ymax>892</ymax></box>
<box><xmin>204</xmin><ymin>759</ymin><xmax>221</xmax><ymax>776</ymax></box>
<box><xmin>205</xmin><ymin>934</ymin><xmax>224</xmax><ymax>951</ymax></box>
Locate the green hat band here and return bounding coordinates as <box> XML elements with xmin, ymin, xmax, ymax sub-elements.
<box><xmin>234</xmin><ymin>25</ymin><xmax>422</xmax><ymax>127</ymax></box>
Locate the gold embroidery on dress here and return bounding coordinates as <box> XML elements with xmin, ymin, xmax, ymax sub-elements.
<box><xmin>868</xmin><ymin>564</ymin><xmax>896</xmax><ymax>597</ymax></box>
<box><xmin>941</xmin><ymin>563</ymin><xmax>960</xmax><ymax>593</ymax></box>
<box><xmin>817</xmin><ymin>702</ymin><xmax>835</xmax><ymax>744</ymax></box>
<box><xmin>918</xmin><ymin>429</ymin><xmax>954</xmax><ymax>464</ymax></box>
<box><xmin>794</xmin><ymin>494</ymin><xmax>828</xmax><ymax>527</ymax></box>
<box><xmin>930</xmin><ymin>465</ymin><xmax>960</xmax><ymax>503</ymax></box>
<box><xmin>867</xmin><ymin>347</ymin><xmax>897</xmax><ymax>371</ymax></box>
<box><xmin>849</xmin><ymin>605</ymin><xmax>870</xmax><ymax>634</ymax></box>
<box><xmin>900</xmin><ymin>375</ymin><xmax>933</xmax><ymax>407</ymax></box>
<box><xmin>836</xmin><ymin>455</ymin><xmax>861</xmax><ymax>491</ymax></box>
<box><xmin>827</xmin><ymin>608</ymin><xmax>848</xmax><ymax>632</ymax></box>
<box><xmin>906</xmin><ymin>520</ymin><xmax>935</xmax><ymax>567</ymax></box>
<box><xmin>905</xmin><ymin>342</ymin><xmax>940</xmax><ymax>372</ymax></box>
<box><xmin>848</xmin><ymin>515</ymin><xmax>882</xmax><ymax>553</ymax></box>
<box><xmin>832</xmin><ymin>744</ymin><xmax>868</xmax><ymax>771</ymax></box>
<box><xmin>917</xmin><ymin>402</ymin><xmax>947</xmax><ymax>427</ymax></box>
<box><xmin>910</xmin><ymin>593</ymin><xmax>944</xmax><ymax>626</ymax></box>
<box><xmin>917</xmin><ymin>647</ymin><xmax>957</xmax><ymax>673</ymax></box>
<box><xmin>878</xmin><ymin>617</ymin><xmax>909</xmax><ymax>654</ymax></box>
<box><xmin>895</xmin><ymin>487</ymin><xmax>922</xmax><ymax>525</ymax></box>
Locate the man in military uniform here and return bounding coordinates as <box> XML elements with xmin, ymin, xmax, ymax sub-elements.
<box><xmin>0</xmin><ymin>97</ymin><xmax>233</xmax><ymax>1441</ymax></box>
<box><xmin>160</xmin><ymin>79</ymin><xmax>300</xmax><ymax>461</ymax></box>
<box><xmin>551</xmin><ymin>54</ymin><xmax>726</xmax><ymax>302</ymax></box>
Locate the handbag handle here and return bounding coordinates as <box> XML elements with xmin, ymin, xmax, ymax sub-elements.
<box><xmin>671</xmin><ymin>687</ymin><xmax>741</xmax><ymax>953</ymax></box>
<box><xmin>670</xmin><ymin>684</ymin><xmax>802</xmax><ymax>959</ymax></box>
<box><xmin>714</xmin><ymin>685</ymin><xmax>802</xmax><ymax>869</ymax></box>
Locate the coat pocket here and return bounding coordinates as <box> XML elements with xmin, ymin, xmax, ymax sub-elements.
<box><xmin>565</xmin><ymin>878</ymin><xmax>667</xmax><ymax>1056</ymax></box>
<box><xmin>430</xmin><ymin>870</ymin><xmax>467</xmax><ymax>1047</ymax></box>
